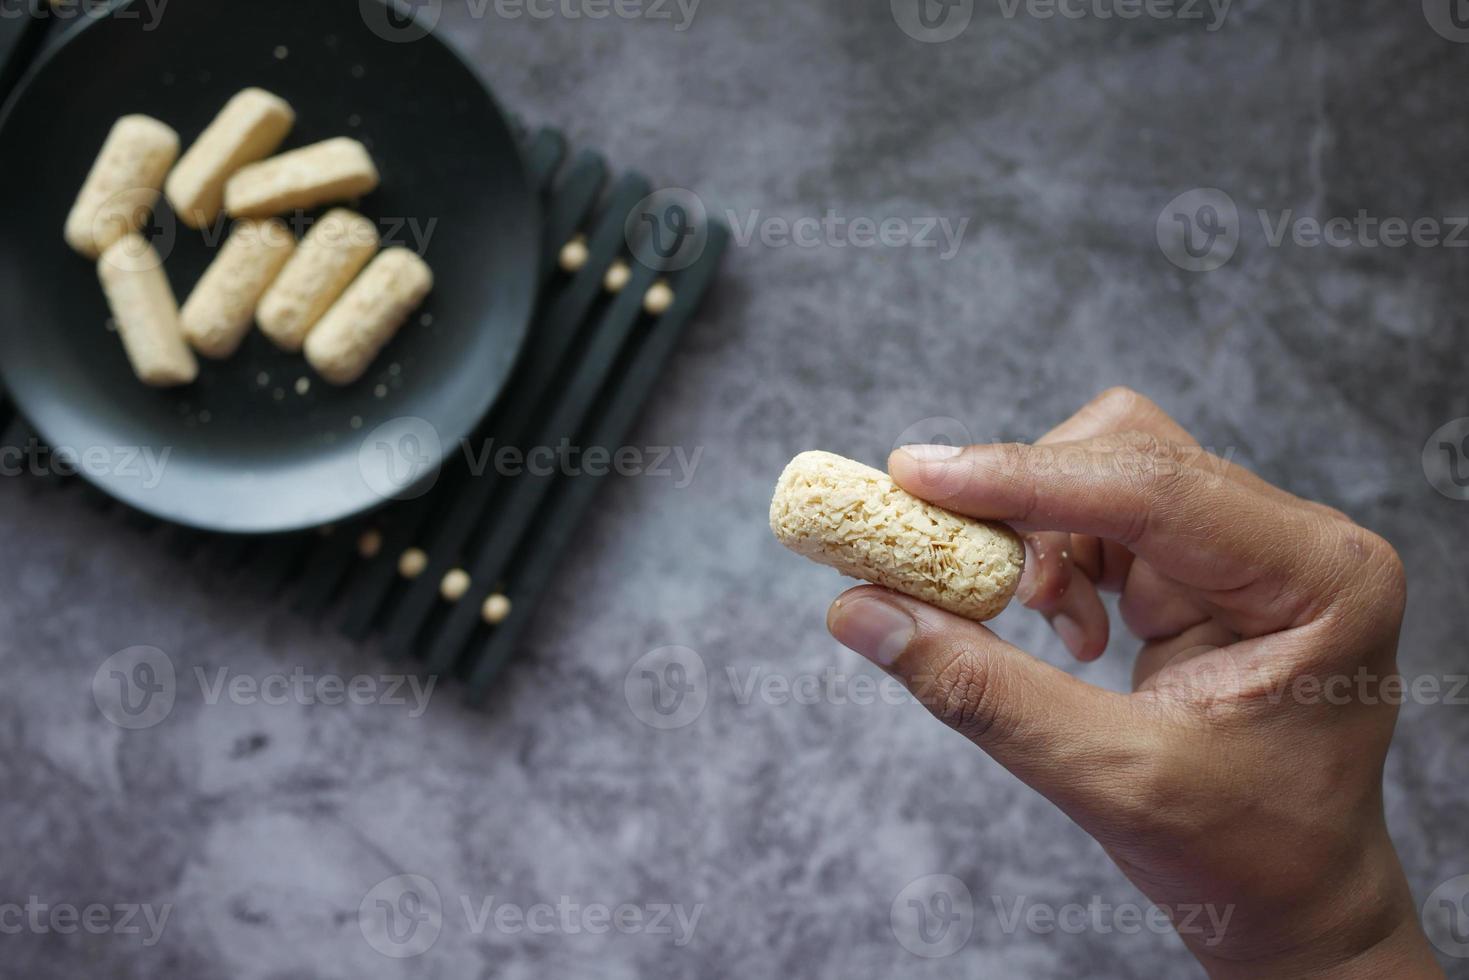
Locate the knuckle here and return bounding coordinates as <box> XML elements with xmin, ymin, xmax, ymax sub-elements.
<box><xmin>1313</xmin><ymin>522</ymin><xmax>1408</xmax><ymax>632</ymax></box>
<box><xmin>1020</xmin><ymin>536</ymin><xmax>1073</xmax><ymax>609</ymax></box>
<box><xmin>1115</xmin><ymin>766</ymin><xmax>1176</xmax><ymax>821</ymax></box>
<box><xmin>1106</xmin><ymin>430</ymin><xmax>1175</xmax><ymax>479</ymax></box>
<box><xmin>989</xmin><ymin>443</ymin><xmax>1045</xmax><ymax>519</ymax></box>
<box><xmin>1089</xmin><ymin>386</ymin><xmax>1148</xmax><ymax>421</ymax></box>
<box><xmin>993</xmin><ymin>441</ymin><xmax>1033</xmax><ymax>477</ymax></box>
<box><xmin>1109</xmin><ymin>428</ymin><xmax>1162</xmax><ymax>454</ymax></box>
<box><xmin>928</xmin><ymin>645</ymin><xmax>1005</xmax><ymax>744</ymax></box>
<box><xmin>1099</xmin><ymin>431</ymin><xmax>1197</xmax><ymax>506</ymax></box>
<box><xmin>1124</xmin><ymin>451</ymin><xmax>1199</xmax><ymax>547</ymax></box>
<box><xmin>1117</xmin><ymin>586</ymin><xmax>1160</xmax><ymax>640</ymax></box>
<box><xmin>1354</xmin><ymin>528</ymin><xmax>1407</xmax><ymax>613</ymax></box>
<box><xmin>1114</xmin><ymin>767</ymin><xmax>1199</xmax><ymax>841</ymax></box>
<box><xmin>1027</xmin><ymin>569</ymin><xmax>1071</xmax><ymax>609</ymax></box>
<box><xmin>1302</xmin><ymin>498</ymin><xmax>1353</xmax><ymax>524</ymax></box>
<box><xmin>1193</xmin><ymin>450</ymin><xmax>1240</xmax><ymax>487</ymax></box>
<box><xmin>1133</xmin><ymin>439</ymin><xmax>1196</xmax><ymax>493</ymax></box>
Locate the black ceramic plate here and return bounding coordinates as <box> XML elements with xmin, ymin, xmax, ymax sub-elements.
<box><xmin>0</xmin><ymin>0</ymin><xmax>539</xmax><ymax>533</ymax></box>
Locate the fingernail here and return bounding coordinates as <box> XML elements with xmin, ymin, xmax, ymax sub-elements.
<box><xmin>900</xmin><ymin>444</ymin><xmax>964</xmax><ymax>462</ymax></box>
<box><xmin>829</xmin><ymin>596</ymin><xmax>915</xmax><ymax>667</ymax></box>
<box><xmin>1016</xmin><ymin>538</ymin><xmax>1040</xmax><ymax>605</ymax></box>
<box><xmin>892</xmin><ymin>445</ymin><xmax>971</xmax><ymax>503</ymax></box>
<box><xmin>1052</xmin><ymin>613</ymin><xmax>1087</xmax><ymax>658</ymax></box>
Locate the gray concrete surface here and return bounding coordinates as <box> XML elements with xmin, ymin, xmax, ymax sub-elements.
<box><xmin>3</xmin><ymin>0</ymin><xmax>1469</xmax><ymax>976</ymax></box>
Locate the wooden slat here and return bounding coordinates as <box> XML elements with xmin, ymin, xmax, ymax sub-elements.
<box><xmin>376</xmin><ymin>175</ymin><xmax>653</xmax><ymax>660</ymax></box>
<box><xmin>244</xmin><ymin>533</ymin><xmax>314</xmax><ymax>596</ymax></box>
<box><xmin>204</xmin><ymin>534</ymin><xmax>254</xmax><ymax>571</ymax></box>
<box><xmin>538</xmin><ymin>148</ymin><xmax>608</xmax><ymax>285</ymax></box>
<box><xmin>294</xmin><ymin>127</ymin><xmax>579</xmax><ymax>620</ymax></box>
<box><xmin>413</xmin><ymin>260</ymin><xmax>664</xmax><ymax>673</ymax></box>
<box><xmin>342</xmin><ymin>172</ymin><xmax>649</xmax><ymax>642</ymax></box>
<box><xmin>464</xmin><ymin>223</ymin><xmax>731</xmax><ymax>697</ymax></box>
<box><xmin>162</xmin><ymin>524</ymin><xmax>206</xmax><ymax>559</ymax></box>
<box><xmin>289</xmin><ymin>519</ymin><xmax>365</xmax><ymax>613</ymax></box>
<box><xmin>522</xmin><ymin>127</ymin><xmax>567</xmax><ymax>192</ymax></box>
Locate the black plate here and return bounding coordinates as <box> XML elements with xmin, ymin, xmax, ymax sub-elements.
<box><xmin>0</xmin><ymin>0</ymin><xmax>539</xmax><ymax>533</ymax></box>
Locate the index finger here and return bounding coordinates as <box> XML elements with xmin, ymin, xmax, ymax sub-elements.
<box><xmin>889</xmin><ymin>433</ymin><xmax>1354</xmax><ymax>635</ymax></box>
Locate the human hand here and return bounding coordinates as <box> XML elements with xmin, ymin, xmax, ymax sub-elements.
<box><xmin>827</xmin><ymin>388</ymin><xmax>1442</xmax><ymax>978</ymax></box>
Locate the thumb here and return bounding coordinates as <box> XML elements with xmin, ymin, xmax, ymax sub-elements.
<box><xmin>828</xmin><ymin>586</ymin><xmax>1145</xmax><ymax>802</ymax></box>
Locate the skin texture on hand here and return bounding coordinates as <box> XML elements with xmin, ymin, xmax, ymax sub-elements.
<box><xmin>827</xmin><ymin>388</ymin><xmax>1444</xmax><ymax>979</ymax></box>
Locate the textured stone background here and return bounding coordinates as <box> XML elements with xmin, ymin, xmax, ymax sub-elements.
<box><xmin>3</xmin><ymin>0</ymin><xmax>1468</xmax><ymax>977</ymax></box>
